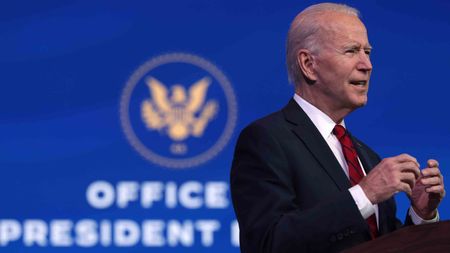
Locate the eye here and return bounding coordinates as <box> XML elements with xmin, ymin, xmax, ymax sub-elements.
<box><xmin>345</xmin><ymin>48</ymin><xmax>358</xmax><ymax>54</ymax></box>
<box><xmin>364</xmin><ymin>49</ymin><xmax>371</xmax><ymax>56</ymax></box>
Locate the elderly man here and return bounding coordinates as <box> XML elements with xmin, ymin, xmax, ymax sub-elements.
<box><xmin>230</xmin><ymin>3</ymin><xmax>445</xmax><ymax>253</ymax></box>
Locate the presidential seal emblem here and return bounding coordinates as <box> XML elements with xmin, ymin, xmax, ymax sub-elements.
<box><xmin>120</xmin><ymin>53</ymin><xmax>237</xmax><ymax>169</ymax></box>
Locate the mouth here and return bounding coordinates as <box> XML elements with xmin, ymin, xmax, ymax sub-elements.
<box><xmin>349</xmin><ymin>80</ymin><xmax>368</xmax><ymax>86</ymax></box>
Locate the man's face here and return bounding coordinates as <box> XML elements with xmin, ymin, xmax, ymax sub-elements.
<box><xmin>311</xmin><ymin>13</ymin><xmax>372</xmax><ymax>114</ymax></box>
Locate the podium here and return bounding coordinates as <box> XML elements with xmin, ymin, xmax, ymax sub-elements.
<box><xmin>342</xmin><ymin>221</ymin><xmax>450</xmax><ymax>253</ymax></box>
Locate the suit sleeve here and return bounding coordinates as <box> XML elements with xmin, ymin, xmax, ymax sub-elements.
<box><xmin>230</xmin><ymin>124</ymin><xmax>371</xmax><ymax>253</ymax></box>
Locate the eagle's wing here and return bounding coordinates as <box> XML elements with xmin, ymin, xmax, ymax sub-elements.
<box><xmin>141</xmin><ymin>100</ymin><xmax>165</xmax><ymax>129</ymax></box>
<box><xmin>192</xmin><ymin>100</ymin><xmax>218</xmax><ymax>136</ymax></box>
<box><xmin>185</xmin><ymin>77</ymin><xmax>211</xmax><ymax>113</ymax></box>
<box><xmin>146</xmin><ymin>77</ymin><xmax>171</xmax><ymax>113</ymax></box>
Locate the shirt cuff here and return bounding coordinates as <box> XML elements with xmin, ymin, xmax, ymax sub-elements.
<box><xmin>348</xmin><ymin>185</ymin><xmax>376</xmax><ymax>219</ymax></box>
<box><xmin>409</xmin><ymin>207</ymin><xmax>440</xmax><ymax>225</ymax></box>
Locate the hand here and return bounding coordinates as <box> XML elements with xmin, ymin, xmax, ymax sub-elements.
<box><xmin>411</xmin><ymin>159</ymin><xmax>446</xmax><ymax>219</ymax></box>
<box><xmin>359</xmin><ymin>154</ymin><xmax>421</xmax><ymax>204</ymax></box>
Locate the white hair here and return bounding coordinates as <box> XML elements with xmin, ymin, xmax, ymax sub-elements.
<box><xmin>286</xmin><ymin>3</ymin><xmax>360</xmax><ymax>86</ymax></box>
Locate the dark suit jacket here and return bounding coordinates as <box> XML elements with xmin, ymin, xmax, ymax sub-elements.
<box><xmin>230</xmin><ymin>99</ymin><xmax>411</xmax><ymax>253</ymax></box>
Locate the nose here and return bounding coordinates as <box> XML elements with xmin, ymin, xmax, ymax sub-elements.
<box><xmin>357</xmin><ymin>51</ymin><xmax>372</xmax><ymax>72</ymax></box>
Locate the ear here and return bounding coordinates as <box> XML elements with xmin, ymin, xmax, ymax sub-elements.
<box><xmin>297</xmin><ymin>49</ymin><xmax>317</xmax><ymax>83</ymax></box>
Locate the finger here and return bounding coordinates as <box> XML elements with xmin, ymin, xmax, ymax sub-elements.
<box><xmin>398</xmin><ymin>182</ymin><xmax>413</xmax><ymax>196</ymax></box>
<box><xmin>395</xmin><ymin>153</ymin><xmax>420</xmax><ymax>167</ymax></box>
<box><xmin>421</xmin><ymin>176</ymin><xmax>442</xmax><ymax>186</ymax></box>
<box><xmin>398</xmin><ymin>161</ymin><xmax>421</xmax><ymax>179</ymax></box>
<box><xmin>425</xmin><ymin>185</ymin><xmax>445</xmax><ymax>195</ymax></box>
<box><xmin>422</xmin><ymin>167</ymin><xmax>442</xmax><ymax>178</ymax></box>
<box><xmin>427</xmin><ymin>159</ymin><xmax>439</xmax><ymax>168</ymax></box>
<box><xmin>399</xmin><ymin>171</ymin><xmax>417</xmax><ymax>190</ymax></box>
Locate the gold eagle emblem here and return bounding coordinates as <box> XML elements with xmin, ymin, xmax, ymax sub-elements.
<box><xmin>141</xmin><ymin>76</ymin><xmax>218</xmax><ymax>141</ymax></box>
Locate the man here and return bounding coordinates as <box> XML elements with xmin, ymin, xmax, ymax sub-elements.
<box><xmin>230</xmin><ymin>3</ymin><xmax>446</xmax><ymax>253</ymax></box>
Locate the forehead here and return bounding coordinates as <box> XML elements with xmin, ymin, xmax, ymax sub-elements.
<box><xmin>318</xmin><ymin>12</ymin><xmax>370</xmax><ymax>47</ymax></box>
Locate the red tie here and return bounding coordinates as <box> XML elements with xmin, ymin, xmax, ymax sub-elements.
<box><xmin>333</xmin><ymin>125</ymin><xmax>378</xmax><ymax>239</ymax></box>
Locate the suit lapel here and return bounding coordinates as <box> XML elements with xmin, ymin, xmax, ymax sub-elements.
<box><xmin>351</xmin><ymin>136</ymin><xmax>374</xmax><ymax>175</ymax></box>
<box><xmin>352</xmin><ymin>135</ymin><xmax>390</xmax><ymax>235</ymax></box>
<box><xmin>283</xmin><ymin>98</ymin><xmax>391</xmax><ymax>236</ymax></box>
<box><xmin>282</xmin><ymin>99</ymin><xmax>350</xmax><ymax>191</ymax></box>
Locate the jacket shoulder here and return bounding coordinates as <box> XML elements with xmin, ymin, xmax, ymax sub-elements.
<box><xmin>240</xmin><ymin>109</ymin><xmax>287</xmax><ymax>137</ymax></box>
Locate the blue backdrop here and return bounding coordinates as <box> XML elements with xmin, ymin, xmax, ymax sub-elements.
<box><xmin>1</xmin><ymin>1</ymin><xmax>449</xmax><ymax>252</ymax></box>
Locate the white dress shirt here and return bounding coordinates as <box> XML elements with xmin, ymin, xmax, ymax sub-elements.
<box><xmin>293</xmin><ymin>94</ymin><xmax>438</xmax><ymax>226</ymax></box>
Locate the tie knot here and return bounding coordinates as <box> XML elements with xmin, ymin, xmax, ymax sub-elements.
<box><xmin>333</xmin><ymin>125</ymin><xmax>347</xmax><ymax>139</ymax></box>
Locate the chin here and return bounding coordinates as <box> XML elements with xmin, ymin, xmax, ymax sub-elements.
<box><xmin>356</xmin><ymin>100</ymin><xmax>368</xmax><ymax>107</ymax></box>
<box><xmin>354</xmin><ymin>94</ymin><xmax>368</xmax><ymax>106</ymax></box>
<box><xmin>349</xmin><ymin>98</ymin><xmax>368</xmax><ymax>109</ymax></box>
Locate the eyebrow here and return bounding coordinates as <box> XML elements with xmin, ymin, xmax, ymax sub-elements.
<box><xmin>344</xmin><ymin>43</ymin><xmax>372</xmax><ymax>50</ymax></box>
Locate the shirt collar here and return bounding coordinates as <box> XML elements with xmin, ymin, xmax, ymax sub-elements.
<box><xmin>293</xmin><ymin>93</ymin><xmax>346</xmax><ymax>139</ymax></box>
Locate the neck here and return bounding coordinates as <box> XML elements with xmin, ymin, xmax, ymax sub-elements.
<box><xmin>295</xmin><ymin>90</ymin><xmax>351</xmax><ymax>123</ymax></box>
